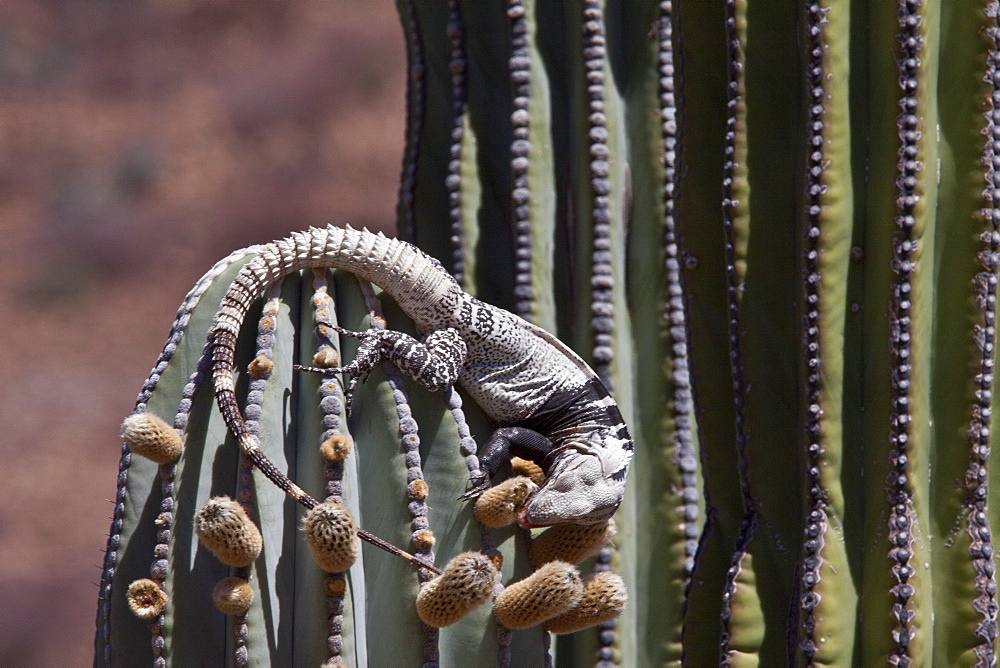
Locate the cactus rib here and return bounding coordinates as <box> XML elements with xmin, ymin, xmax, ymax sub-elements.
<box><xmin>657</xmin><ymin>0</ymin><xmax>699</xmax><ymax>586</ymax></box>
<box><xmin>970</xmin><ymin>5</ymin><xmax>1000</xmax><ymax>662</ymax></box>
<box><xmin>354</xmin><ymin>281</ymin><xmax>435</xmax><ymax>571</ymax></box>
<box><xmin>443</xmin><ymin>374</ymin><xmax>510</xmax><ymax>668</ymax></box>
<box><xmin>718</xmin><ymin>0</ymin><xmax>758</xmax><ymax>662</ymax></box>
<box><xmin>583</xmin><ymin>0</ymin><xmax>613</xmax><ymax>390</ymax></box>
<box><xmin>886</xmin><ymin>2</ymin><xmax>924</xmax><ymax>664</ymax></box>
<box><xmin>308</xmin><ymin>270</ymin><xmax>353</xmax><ymax>664</ymax></box>
<box><xmin>397</xmin><ymin>0</ymin><xmax>425</xmax><ymax>245</ymax></box>
<box><xmin>446</xmin><ymin>0</ymin><xmax>468</xmax><ymax>284</ymax></box>
<box><xmin>798</xmin><ymin>3</ymin><xmax>831</xmax><ymax>663</ymax></box>
<box><xmin>310</xmin><ymin>270</ymin><xmax>347</xmax><ymax>503</ymax></box>
<box><xmin>223</xmin><ymin>285</ymin><xmax>280</xmax><ymax>667</ymax></box>
<box><xmin>356</xmin><ymin>280</ymin><xmax>439</xmax><ymax>660</ymax></box>
<box><xmin>149</xmin><ymin>351</ymin><xmax>214</xmax><ymax>666</ymax></box>
<box><xmin>579</xmin><ymin>4</ymin><xmax>621</xmax><ymax>663</ymax></box>
<box><xmin>508</xmin><ymin>0</ymin><xmax>535</xmax><ymax>321</ymax></box>
<box><xmin>231</xmin><ymin>458</ymin><xmax>255</xmax><ymax>667</ymax></box>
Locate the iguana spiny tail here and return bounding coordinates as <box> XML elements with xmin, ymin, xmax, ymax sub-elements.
<box><xmin>211</xmin><ymin>224</ymin><xmax>633</xmax><ymax>527</ymax></box>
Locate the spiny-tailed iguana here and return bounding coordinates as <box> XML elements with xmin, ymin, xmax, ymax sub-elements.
<box><xmin>211</xmin><ymin>225</ymin><xmax>632</xmax><ymax>528</ymax></box>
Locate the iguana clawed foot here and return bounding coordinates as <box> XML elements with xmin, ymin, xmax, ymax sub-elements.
<box><xmin>294</xmin><ymin>323</ymin><xmax>387</xmax><ymax>415</ymax></box>
<box><xmin>458</xmin><ymin>472</ymin><xmax>492</xmax><ymax>501</ymax></box>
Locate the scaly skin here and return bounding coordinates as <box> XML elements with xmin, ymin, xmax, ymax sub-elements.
<box><xmin>211</xmin><ymin>225</ymin><xmax>633</xmax><ymax>527</ymax></box>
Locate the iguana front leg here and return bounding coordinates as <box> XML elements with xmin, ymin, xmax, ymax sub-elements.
<box><xmin>296</xmin><ymin>323</ymin><xmax>467</xmax><ymax>412</ymax></box>
<box><xmin>460</xmin><ymin>426</ymin><xmax>554</xmax><ymax>500</ymax></box>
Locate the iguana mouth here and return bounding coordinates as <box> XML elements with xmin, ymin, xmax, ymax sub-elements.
<box><xmin>517</xmin><ymin>501</ymin><xmax>573</xmax><ymax>529</ymax></box>
<box><xmin>517</xmin><ymin>505</ymin><xmax>550</xmax><ymax>529</ymax></box>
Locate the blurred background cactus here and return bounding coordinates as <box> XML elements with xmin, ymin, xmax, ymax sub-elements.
<box><xmin>90</xmin><ymin>0</ymin><xmax>1000</xmax><ymax>666</ymax></box>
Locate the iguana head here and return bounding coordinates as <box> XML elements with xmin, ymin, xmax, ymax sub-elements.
<box><xmin>517</xmin><ymin>432</ymin><xmax>632</xmax><ymax>528</ymax></box>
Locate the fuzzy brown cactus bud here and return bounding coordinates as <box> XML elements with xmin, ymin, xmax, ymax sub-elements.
<box><xmin>493</xmin><ymin>561</ymin><xmax>584</xmax><ymax>629</ymax></box>
<box><xmin>194</xmin><ymin>497</ymin><xmax>262</xmax><ymax>567</ymax></box>
<box><xmin>415</xmin><ymin>552</ymin><xmax>497</xmax><ymax>627</ymax></box>
<box><xmin>212</xmin><ymin>576</ymin><xmax>255</xmax><ymax>615</ymax></box>
<box><xmin>247</xmin><ymin>355</ymin><xmax>274</xmax><ymax>378</ymax></box>
<box><xmin>121</xmin><ymin>412</ymin><xmax>183</xmax><ymax>464</ymax></box>
<box><xmin>127</xmin><ymin>578</ymin><xmax>168</xmax><ymax>620</ymax></box>
<box><xmin>321</xmin><ymin>660</ymin><xmax>349</xmax><ymax>668</ymax></box>
<box><xmin>313</xmin><ymin>347</ymin><xmax>341</xmax><ymax>368</ymax></box>
<box><xmin>510</xmin><ymin>456</ymin><xmax>546</xmax><ymax>486</ymax></box>
<box><xmin>325</xmin><ymin>575</ymin><xmax>347</xmax><ymax>598</ymax></box>
<box><xmin>474</xmin><ymin>476</ymin><xmax>538</xmax><ymax>528</ymax></box>
<box><xmin>320</xmin><ymin>434</ymin><xmax>353</xmax><ymax>463</ymax></box>
<box><xmin>530</xmin><ymin>519</ymin><xmax>616</xmax><ymax>568</ymax></box>
<box><xmin>412</xmin><ymin>529</ymin><xmax>435</xmax><ymax>550</ymax></box>
<box><xmin>303</xmin><ymin>501</ymin><xmax>361</xmax><ymax>572</ymax></box>
<box><xmin>408</xmin><ymin>479</ymin><xmax>429</xmax><ymax>500</ymax></box>
<box><xmin>543</xmin><ymin>571</ymin><xmax>628</xmax><ymax>634</ymax></box>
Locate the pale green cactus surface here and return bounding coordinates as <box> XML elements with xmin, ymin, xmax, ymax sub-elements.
<box><xmin>98</xmin><ymin>1</ymin><xmax>1000</xmax><ymax>666</ymax></box>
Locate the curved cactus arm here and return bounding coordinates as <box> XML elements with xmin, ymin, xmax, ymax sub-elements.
<box><xmin>100</xmin><ymin>250</ymin><xmax>556</xmax><ymax>665</ymax></box>
<box><xmin>98</xmin><ymin>250</ymin><xmax>259</xmax><ymax>666</ymax></box>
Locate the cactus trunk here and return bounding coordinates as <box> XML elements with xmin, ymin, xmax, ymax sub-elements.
<box><xmin>98</xmin><ymin>1</ymin><xmax>1000</xmax><ymax>665</ymax></box>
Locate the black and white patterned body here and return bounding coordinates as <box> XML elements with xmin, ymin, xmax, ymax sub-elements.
<box><xmin>212</xmin><ymin>225</ymin><xmax>633</xmax><ymax>527</ymax></box>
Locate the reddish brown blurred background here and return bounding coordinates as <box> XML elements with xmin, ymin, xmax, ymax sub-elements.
<box><xmin>0</xmin><ymin>3</ymin><xmax>404</xmax><ymax>664</ymax></box>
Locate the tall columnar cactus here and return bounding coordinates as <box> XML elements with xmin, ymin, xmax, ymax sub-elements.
<box><xmin>97</xmin><ymin>0</ymin><xmax>1000</xmax><ymax>665</ymax></box>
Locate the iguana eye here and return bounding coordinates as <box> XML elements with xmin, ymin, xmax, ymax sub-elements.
<box><xmin>580</xmin><ymin>466</ymin><xmax>601</xmax><ymax>486</ymax></box>
<box><xmin>550</xmin><ymin>474</ymin><xmax>577</xmax><ymax>492</ymax></box>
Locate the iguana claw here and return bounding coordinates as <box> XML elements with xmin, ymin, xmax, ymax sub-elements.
<box><xmin>294</xmin><ymin>323</ymin><xmax>388</xmax><ymax>415</ymax></box>
<box><xmin>458</xmin><ymin>474</ymin><xmax>492</xmax><ymax>501</ymax></box>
